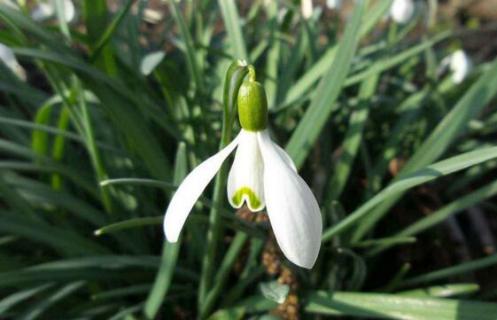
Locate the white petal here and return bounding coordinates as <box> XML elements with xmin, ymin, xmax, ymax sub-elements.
<box><xmin>163</xmin><ymin>134</ymin><xmax>240</xmax><ymax>242</ymax></box>
<box><xmin>31</xmin><ymin>0</ymin><xmax>75</xmax><ymax>22</ymax></box>
<box><xmin>257</xmin><ymin>130</ymin><xmax>322</xmax><ymax>269</ymax></box>
<box><xmin>31</xmin><ymin>3</ymin><xmax>54</xmax><ymax>21</ymax></box>
<box><xmin>450</xmin><ymin>50</ymin><xmax>472</xmax><ymax>84</ymax></box>
<box><xmin>227</xmin><ymin>130</ymin><xmax>265</xmax><ymax>212</ymax></box>
<box><xmin>60</xmin><ymin>0</ymin><xmax>76</xmax><ymax>23</ymax></box>
<box><xmin>0</xmin><ymin>43</ymin><xmax>18</xmax><ymax>70</ymax></box>
<box><xmin>0</xmin><ymin>43</ymin><xmax>25</xmax><ymax>80</ymax></box>
<box><xmin>274</xmin><ymin>143</ymin><xmax>297</xmax><ymax>172</ymax></box>
<box><xmin>301</xmin><ymin>0</ymin><xmax>313</xmax><ymax>19</ymax></box>
<box><xmin>326</xmin><ymin>0</ymin><xmax>341</xmax><ymax>10</ymax></box>
<box><xmin>390</xmin><ymin>0</ymin><xmax>414</xmax><ymax>24</ymax></box>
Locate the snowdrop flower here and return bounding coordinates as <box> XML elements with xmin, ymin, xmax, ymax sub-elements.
<box><xmin>390</xmin><ymin>0</ymin><xmax>414</xmax><ymax>24</ymax></box>
<box><xmin>301</xmin><ymin>0</ymin><xmax>313</xmax><ymax>20</ymax></box>
<box><xmin>449</xmin><ymin>50</ymin><xmax>472</xmax><ymax>84</ymax></box>
<box><xmin>326</xmin><ymin>0</ymin><xmax>341</xmax><ymax>10</ymax></box>
<box><xmin>31</xmin><ymin>0</ymin><xmax>75</xmax><ymax>23</ymax></box>
<box><xmin>0</xmin><ymin>43</ymin><xmax>26</xmax><ymax>80</ymax></box>
<box><xmin>164</xmin><ymin>72</ymin><xmax>322</xmax><ymax>269</ymax></box>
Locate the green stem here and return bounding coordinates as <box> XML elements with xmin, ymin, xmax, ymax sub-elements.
<box><xmin>198</xmin><ymin>61</ymin><xmax>249</xmax><ymax>310</ymax></box>
<box><xmin>76</xmin><ymin>80</ymin><xmax>113</xmax><ymax>214</ymax></box>
<box><xmin>200</xmin><ymin>232</ymin><xmax>248</xmax><ymax>318</ymax></box>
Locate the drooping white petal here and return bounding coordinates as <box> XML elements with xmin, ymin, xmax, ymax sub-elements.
<box><xmin>274</xmin><ymin>144</ymin><xmax>297</xmax><ymax>172</ymax></box>
<box><xmin>301</xmin><ymin>0</ymin><xmax>313</xmax><ymax>20</ymax></box>
<box><xmin>257</xmin><ymin>130</ymin><xmax>322</xmax><ymax>269</ymax></box>
<box><xmin>450</xmin><ymin>50</ymin><xmax>472</xmax><ymax>84</ymax></box>
<box><xmin>31</xmin><ymin>0</ymin><xmax>75</xmax><ymax>23</ymax></box>
<box><xmin>60</xmin><ymin>0</ymin><xmax>75</xmax><ymax>23</ymax></box>
<box><xmin>227</xmin><ymin>130</ymin><xmax>265</xmax><ymax>212</ymax></box>
<box><xmin>31</xmin><ymin>2</ymin><xmax>54</xmax><ymax>21</ymax></box>
<box><xmin>326</xmin><ymin>0</ymin><xmax>341</xmax><ymax>10</ymax></box>
<box><xmin>390</xmin><ymin>0</ymin><xmax>414</xmax><ymax>24</ymax></box>
<box><xmin>164</xmin><ymin>134</ymin><xmax>240</xmax><ymax>242</ymax></box>
<box><xmin>0</xmin><ymin>43</ymin><xmax>26</xmax><ymax>80</ymax></box>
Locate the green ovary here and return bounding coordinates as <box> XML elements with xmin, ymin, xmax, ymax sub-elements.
<box><xmin>232</xmin><ymin>187</ymin><xmax>262</xmax><ymax>211</ymax></box>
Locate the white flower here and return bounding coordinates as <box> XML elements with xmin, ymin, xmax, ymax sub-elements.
<box><xmin>326</xmin><ymin>0</ymin><xmax>341</xmax><ymax>10</ymax></box>
<box><xmin>449</xmin><ymin>50</ymin><xmax>472</xmax><ymax>84</ymax></box>
<box><xmin>301</xmin><ymin>0</ymin><xmax>313</xmax><ymax>20</ymax></box>
<box><xmin>0</xmin><ymin>43</ymin><xmax>26</xmax><ymax>80</ymax></box>
<box><xmin>390</xmin><ymin>0</ymin><xmax>414</xmax><ymax>24</ymax></box>
<box><xmin>163</xmin><ymin>127</ymin><xmax>322</xmax><ymax>268</ymax></box>
<box><xmin>31</xmin><ymin>0</ymin><xmax>75</xmax><ymax>23</ymax></box>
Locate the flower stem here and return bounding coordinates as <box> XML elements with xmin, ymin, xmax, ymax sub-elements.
<box><xmin>198</xmin><ymin>61</ymin><xmax>249</xmax><ymax>311</ymax></box>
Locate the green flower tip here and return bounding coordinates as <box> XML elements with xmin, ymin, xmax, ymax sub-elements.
<box><xmin>232</xmin><ymin>186</ymin><xmax>262</xmax><ymax>211</ymax></box>
<box><xmin>237</xmin><ymin>74</ymin><xmax>268</xmax><ymax>132</ymax></box>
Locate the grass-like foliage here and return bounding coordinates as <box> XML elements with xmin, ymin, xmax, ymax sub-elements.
<box><xmin>1</xmin><ymin>0</ymin><xmax>497</xmax><ymax>319</ymax></box>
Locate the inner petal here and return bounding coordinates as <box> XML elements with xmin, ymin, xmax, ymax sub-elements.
<box><xmin>231</xmin><ymin>186</ymin><xmax>262</xmax><ymax>211</ymax></box>
<box><xmin>227</xmin><ymin>130</ymin><xmax>265</xmax><ymax>212</ymax></box>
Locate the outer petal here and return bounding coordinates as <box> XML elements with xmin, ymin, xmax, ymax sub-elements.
<box><xmin>31</xmin><ymin>0</ymin><xmax>75</xmax><ymax>22</ymax></box>
<box><xmin>390</xmin><ymin>0</ymin><xmax>414</xmax><ymax>24</ymax></box>
<box><xmin>257</xmin><ymin>130</ymin><xmax>322</xmax><ymax>269</ymax></box>
<box><xmin>227</xmin><ymin>130</ymin><xmax>265</xmax><ymax>212</ymax></box>
<box><xmin>0</xmin><ymin>43</ymin><xmax>25</xmax><ymax>80</ymax></box>
<box><xmin>274</xmin><ymin>144</ymin><xmax>297</xmax><ymax>172</ymax></box>
<box><xmin>164</xmin><ymin>134</ymin><xmax>240</xmax><ymax>242</ymax></box>
<box><xmin>31</xmin><ymin>3</ymin><xmax>54</xmax><ymax>21</ymax></box>
<box><xmin>450</xmin><ymin>50</ymin><xmax>472</xmax><ymax>84</ymax></box>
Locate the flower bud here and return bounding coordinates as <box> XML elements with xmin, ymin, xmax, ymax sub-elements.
<box><xmin>237</xmin><ymin>79</ymin><xmax>268</xmax><ymax>132</ymax></box>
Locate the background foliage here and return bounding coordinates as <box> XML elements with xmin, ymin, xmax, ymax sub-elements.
<box><xmin>1</xmin><ymin>0</ymin><xmax>497</xmax><ymax>319</ymax></box>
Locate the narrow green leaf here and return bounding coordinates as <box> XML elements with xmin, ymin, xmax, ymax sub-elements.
<box><xmin>353</xmin><ymin>58</ymin><xmax>497</xmax><ymax>240</ymax></box>
<box><xmin>399</xmin><ymin>284</ymin><xmax>480</xmax><ymax>298</ymax></box>
<box><xmin>31</xmin><ymin>103</ymin><xmax>53</xmax><ymax>158</ymax></box>
<box><xmin>0</xmin><ymin>213</ymin><xmax>109</xmax><ymax>254</ymax></box>
<box><xmin>94</xmin><ymin>217</ymin><xmax>162</xmax><ymax>236</ymax></box>
<box><xmin>207</xmin><ymin>307</ymin><xmax>244</xmax><ymax>320</ymax></box>
<box><xmin>401</xmin><ymin>254</ymin><xmax>497</xmax><ymax>288</ymax></box>
<box><xmin>359</xmin><ymin>0</ymin><xmax>393</xmax><ymax>36</ymax></box>
<box><xmin>144</xmin><ymin>143</ymin><xmax>187</xmax><ymax>319</ymax></box>
<box><xmin>100</xmin><ymin>178</ymin><xmax>175</xmax><ymax>189</ymax></box>
<box><xmin>305</xmin><ymin>291</ymin><xmax>497</xmax><ymax>319</ymax></box>
<box><xmin>0</xmin><ymin>115</ymin><xmax>105</xmax><ymax>149</ymax></box>
<box><xmin>19</xmin><ymin>281</ymin><xmax>85</xmax><ymax>320</ymax></box>
<box><xmin>83</xmin><ymin>0</ymin><xmax>117</xmax><ymax>74</ymax></box>
<box><xmin>50</xmin><ymin>106</ymin><xmax>70</xmax><ymax>190</ymax></box>
<box><xmin>217</xmin><ymin>0</ymin><xmax>247</xmax><ymax>60</ymax></box>
<box><xmin>353</xmin><ymin>236</ymin><xmax>416</xmax><ymax>249</ymax></box>
<box><xmin>325</xmin><ymin>74</ymin><xmax>379</xmax><ymax>202</ymax></box>
<box><xmin>278</xmin><ymin>30</ymin><xmax>448</xmax><ymax>111</ymax></box>
<box><xmin>168</xmin><ymin>0</ymin><xmax>203</xmax><ymax>91</ymax></box>
<box><xmin>201</xmin><ymin>232</ymin><xmax>249</xmax><ymax>318</ymax></box>
<box><xmin>92</xmin><ymin>284</ymin><xmax>151</xmax><ymax>301</ymax></box>
<box><xmin>323</xmin><ymin>146</ymin><xmax>497</xmax><ymax>241</ymax></box>
<box><xmin>0</xmin><ymin>284</ymin><xmax>52</xmax><ymax>314</ymax></box>
<box><xmin>90</xmin><ymin>0</ymin><xmax>133</xmax><ymax>62</ymax></box>
<box><xmin>370</xmin><ymin>179</ymin><xmax>497</xmax><ymax>255</ymax></box>
<box><xmin>286</xmin><ymin>1</ymin><xmax>366</xmax><ymax>168</ymax></box>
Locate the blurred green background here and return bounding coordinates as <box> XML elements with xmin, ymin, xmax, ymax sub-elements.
<box><xmin>1</xmin><ymin>0</ymin><xmax>497</xmax><ymax>319</ymax></box>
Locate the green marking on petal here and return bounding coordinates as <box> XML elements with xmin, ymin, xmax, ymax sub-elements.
<box><xmin>232</xmin><ymin>186</ymin><xmax>262</xmax><ymax>211</ymax></box>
